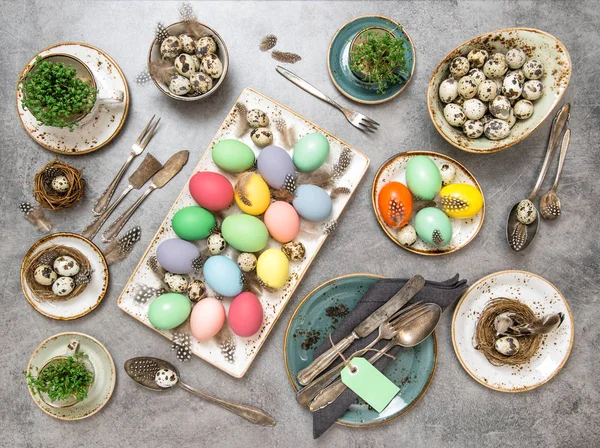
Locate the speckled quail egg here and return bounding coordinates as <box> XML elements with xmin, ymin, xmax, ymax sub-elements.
<box><xmin>174</xmin><ymin>54</ymin><xmax>197</xmax><ymax>78</ymax></box>
<box><xmin>449</xmin><ymin>56</ymin><xmax>470</xmax><ymax>78</ymax></box>
<box><xmin>443</xmin><ymin>103</ymin><xmax>467</xmax><ymax>127</ymax></box>
<box><xmin>195</xmin><ymin>36</ymin><xmax>217</xmax><ymax>57</ymax></box>
<box><xmin>495</xmin><ymin>336</ymin><xmax>520</xmax><ymax>356</ymax></box>
<box><xmin>250</xmin><ymin>127</ymin><xmax>273</xmax><ymax>148</ymax></box>
<box><xmin>190</xmin><ymin>72</ymin><xmax>213</xmax><ymax>94</ymax></box>
<box><xmin>463</xmin><ymin>119</ymin><xmax>484</xmax><ymax>138</ymax></box>
<box><xmin>507</xmin><ymin>68</ymin><xmax>525</xmax><ymax>84</ymax></box>
<box><xmin>483</xmin><ymin>53</ymin><xmax>508</xmax><ymax>78</ymax></box>
<box><xmin>34</xmin><ymin>264</ymin><xmax>57</xmax><ymax>286</ymax></box>
<box><xmin>522</xmin><ymin>80</ymin><xmax>544</xmax><ymax>101</ymax></box>
<box><xmin>480</xmin><ymin>113</ymin><xmax>494</xmax><ymax>126</ymax></box>
<box><xmin>52</xmin><ymin>276</ymin><xmax>75</xmax><ymax>297</ymax></box>
<box><xmin>54</xmin><ymin>256</ymin><xmax>80</xmax><ymax>277</ymax></box>
<box><xmin>247</xmin><ymin>109</ymin><xmax>269</xmax><ymax>128</ymax></box>
<box><xmin>164</xmin><ymin>272</ymin><xmax>189</xmax><ymax>293</ymax></box>
<box><xmin>489</xmin><ymin>95</ymin><xmax>512</xmax><ymax>121</ymax></box>
<box><xmin>522</xmin><ymin>59</ymin><xmax>544</xmax><ymax>79</ymax></box>
<box><xmin>440</xmin><ymin>163</ymin><xmax>456</xmax><ymax>186</ymax></box>
<box><xmin>155</xmin><ymin>369</ymin><xmax>178</xmax><ymax>388</ymax></box>
<box><xmin>207</xmin><ymin>233</ymin><xmax>227</xmax><ymax>255</ymax></box>
<box><xmin>492</xmin><ymin>77</ymin><xmax>504</xmax><ymax>93</ymax></box>
<box><xmin>438</xmin><ymin>78</ymin><xmax>459</xmax><ymax>103</ymax></box>
<box><xmin>503</xmin><ymin>73</ymin><xmax>523</xmax><ymax>100</ymax></box>
<box><xmin>178</xmin><ymin>34</ymin><xmax>196</xmax><ymax>54</ymax></box>
<box><xmin>281</xmin><ymin>241</ymin><xmax>306</xmax><ymax>262</ymax></box>
<box><xmin>505</xmin><ymin>48</ymin><xmax>527</xmax><ymax>69</ymax></box>
<box><xmin>506</xmin><ymin>108</ymin><xmax>517</xmax><ymax>128</ymax></box>
<box><xmin>463</xmin><ymin>98</ymin><xmax>486</xmax><ymax>120</ymax></box>
<box><xmin>51</xmin><ymin>175</ymin><xmax>70</xmax><ymax>193</ymax></box>
<box><xmin>467</xmin><ymin>49</ymin><xmax>488</xmax><ymax>68</ymax></box>
<box><xmin>237</xmin><ymin>253</ymin><xmax>257</xmax><ymax>272</ymax></box>
<box><xmin>397</xmin><ymin>224</ymin><xmax>417</xmax><ymax>246</ymax></box>
<box><xmin>160</xmin><ymin>36</ymin><xmax>182</xmax><ymax>59</ymax></box>
<box><xmin>454</xmin><ymin>96</ymin><xmax>465</xmax><ymax>107</ymax></box>
<box><xmin>484</xmin><ymin>119</ymin><xmax>511</xmax><ymax>140</ymax></box>
<box><xmin>187</xmin><ymin>280</ymin><xmax>207</xmax><ymax>302</ymax></box>
<box><xmin>457</xmin><ymin>76</ymin><xmax>478</xmax><ymax>99</ymax></box>
<box><xmin>169</xmin><ymin>75</ymin><xmax>191</xmax><ymax>95</ymax></box>
<box><xmin>201</xmin><ymin>53</ymin><xmax>223</xmax><ymax>79</ymax></box>
<box><xmin>467</xmin><ymin>68</ymin><xmax>486</xmax><ymax>86</ymax></box>
<box><xmin>513</xmin><ymin>99</ymin><xmax>534</xmax><ymax>119</ymax></box>
<box><xmin>477</xmin><ymin>79</ymin><xmax>498</xmax><ymax>102</ymax></box>
<box><xmin>516</xmin><ymin>199</ymin><xmax>537</xmax><ymax>224</ymax></box>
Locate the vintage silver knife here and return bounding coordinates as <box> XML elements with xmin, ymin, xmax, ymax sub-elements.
<box><xmin>296</xmin><ymin>275</ymin><xmax>425</xmax><ymax>386</ymax></box>
<box><xmin>102</xmin><ymin>150</ymin><xmax>189</xmax><ymax>242</ymax></box>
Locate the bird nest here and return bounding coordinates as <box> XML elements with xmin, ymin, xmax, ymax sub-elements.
<box><xmin>473</xmin><ymin>297</ymin><xmax>543</xmax><ymax>366</ymax></box>
<box><xmin>33</xmin><ymin>159</ymin><xmax>85</xmax><ymax>210</ymax></box>
<box><xmin>24</xmin><ymin>245</ymin><xmax>91</xmax><ymax>301</ymax></box>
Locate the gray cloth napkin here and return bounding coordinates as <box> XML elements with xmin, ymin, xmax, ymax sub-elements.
<box><xmin>312</xmin><ymin>275</ymin><xmax>468</xmax><ymax>439</ymax></box>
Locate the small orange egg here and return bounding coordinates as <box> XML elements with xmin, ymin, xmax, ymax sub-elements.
<box><xmin>377</xmin><ymin>182</ymin><xmax>413</xmax><ymax>228</ymax></box>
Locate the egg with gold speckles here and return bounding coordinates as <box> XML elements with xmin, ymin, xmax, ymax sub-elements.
<box><xmin>405</xmin><ymin>156</ymin><xmax>442</xmax><ymax>200</ymax></box>
<box><xmin>440</xmin><ymin>184</ymin><xmax>483</xmax><ymax>219</ymax></box>
<box><xmin>414</xmin><ymin>207</ymin><xmax>453</xmax><ymax>246</ymax></box>
<box><xmin>293</xmin><ymin>133</ymin><xmax>330</xmax><ymax>172</ymax></box>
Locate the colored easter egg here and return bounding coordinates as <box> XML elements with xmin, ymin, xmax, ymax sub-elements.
<box><xmin>234</xmin><ymin>173</ymin><xmax>271</xmax><ymax>215</ymax></box>
<box><xmin>293</xmin><ymin>133</ymin><xmax>330</xmax><ymax>172</ymax></box>
<box><xmin>221</xmin><ymin>214</ymin><xmax>269</xmax><ymax>252</ymax></box>
<box><xmin>263</xmin><ymin>201</ymin><xmax>300</xmax><ymax>243</ymax></box>
<box><xmin>440</xmin><ymin>183</ymin><xmax>484</xmax><ymax>218</ymax></box>
<box><xmin>377</xmin><ymin>182</ymin><xmax>413</xmax><ymax>228</ymax></box>
<box><xmin>203</xmin><ymin>255</ymin><xmax>243</xmax><ymax>296</ymax></box>
<box><xmin>292</xmin><ymin>184</ymin><xmax>332</xmax><ymax>222</ymax></box>
<box><xmin>228</xmin><ymin>292</ymin><xmax>263</xmax><ymax>337</ymax></box>
<box><xmin>156</xmin><ymin>239</ymin><xmax>200</xmax><ymax>274</ymax></box>
<box><xmin>405</xmin><ymin>156</ymin><xmax>442</xmax><ymax>200</ymax></box>
<box><xmin>148</xmin><ymin>293</ymin><xmax>192</xmax><ymax>330</ymax></box>
<box><xmin>414</xmin><ymin>207</ymin><xmax>453</xmax><ymax>246</ymax></box>
<box><xmin>172</xmin><ymin>206</ymin><xmax>216</xmax><ymax>241</ymax></box>
<box><xmin>189</xmin><ymin>171</ymin><xmax>234</xmax><ymax>211</ymax></box>
<box><xmin>190</xmin><ymin>297</ymin><xmax>226</xmax><ymax>341</ymax></box>
<box><xmin>256</xmin><ymin>248</ymin><xmax>289</xmax><ymax>289</ymax></box>
<box><xmin>257</xmin><ymin>145</ymin><xmax>296</xmax><ymax>189</ymax></box>
<box><xmin>212</xmin><ymin>139</ymin><xmax>255</xmax><ymax>172</ymax></box>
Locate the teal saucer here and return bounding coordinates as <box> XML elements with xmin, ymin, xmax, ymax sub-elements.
<box><xmin>328</xmin><ymin>15</ymin><xmax>416</xmax><ymax>104</ymax></box>
<box><xmin>284</xmin><ymin>274</ymin><xmax>436</xmax><ymax>427</ymax></box>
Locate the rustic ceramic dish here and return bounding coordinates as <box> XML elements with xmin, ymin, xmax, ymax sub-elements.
<box><xmin>427</xmin><ymin>28</ymin><xmax>571</xmax><ymax>153</ymax></box>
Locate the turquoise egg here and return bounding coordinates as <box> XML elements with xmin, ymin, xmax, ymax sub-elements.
<box><xmin>212</xmin><ymin>139</ymin><xmax>255</xmax><ymax>172</ymax></box>
<box><xmin>203</xmin><ymin>255</ymin><xmax>243</xmax><ymax>296</ymax></box>
<box><xmin>221</xmin><ymin>214</ymin><xmax>269</xmax><ymax>252</ymax></box>
<box><xmin>414</xmin><ymin>207</ymin><xmax>453</xmax><ymax>246</ymax></box>
<box><xmin>172</xmin><ymin>206</ymin><xmax>215</xmax><ymax>241</ymax></box>
<box><xmin>293</xmin><ymin>184</ymin><xmax>332</xmax><ymax>221</ymax></box>
<box><xmin>293</xmin><ymin>133</ymin><xmax>330</xmax><ymax>172</ymax></box>
<box><xmin>405</xmin><ymin>156</ymin><xmax>442</xmax><ymax>200</ymax></box>
<box><xmin>148</xmin><ymin>293</ymin><xmax>192</xmax><ymax>330</ymax></box>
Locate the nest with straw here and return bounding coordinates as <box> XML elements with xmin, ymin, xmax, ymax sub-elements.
<box><xmin>25</xmin><ymin>245</ymin><xmax>91</xmax><ymax>301</ymax></box>
<box><xmin>33</xmin><ymin>159</ymin><xmax>85</xmax><ymax>210</ymax></box>
<box><xmin>473</xmin><ymin>297</ymin><xmax>543</xmax><ymax>366</ymax></box>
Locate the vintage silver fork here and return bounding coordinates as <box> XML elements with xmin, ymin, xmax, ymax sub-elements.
<box><xmin>276</xmin><ymin>66</ymin><xmax>379</xmax><ymax>133</ymax></box>
<box><xmin>92</xmin><ymin>115</ymin><xmax>161</xmax><ymax>215</ymax></box>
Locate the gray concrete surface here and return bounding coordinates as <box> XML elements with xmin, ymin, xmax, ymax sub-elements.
<box><xmin>1</xmin><ymin>1</ymin><xmax>598</xmax><ymax>447</ymax></box>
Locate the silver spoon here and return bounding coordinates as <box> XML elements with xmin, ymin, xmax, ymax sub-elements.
<box><xmin>540</xmin><ymin>129</ymin><xmax>570</xmax><ymax>220</ymax></box>
<box><xmin>506</xmin><ymin>104</ymin><xmax>570</xmax><ymax>251</ymax></box>
<box><xmin>124</xmin><ymin>357</ymin><xmax>276</xmax><ymax>426</ymax></box>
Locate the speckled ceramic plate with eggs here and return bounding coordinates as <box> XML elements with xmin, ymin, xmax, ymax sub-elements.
<box><xmin>372</xmin><ymin>151</ymin><xmax>485</xmax><ymax>255</ymax></box>
<box><xmin>452</xmin><ymin>270</ymin><xmax>574</xmax><ymax>392</ymax></box>
<box><xmin>118</xmin><ymin>88</ymin><xmax>370</xmax><ymax>378</ymax></box>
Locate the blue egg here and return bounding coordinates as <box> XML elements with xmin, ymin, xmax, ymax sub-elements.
<box><xmin>292</xmin><ymin>184</ymin><xmax>333</xmax><ymax>222</ymax></box>
<box><xmin>156</xmin><ymin>238</ymin><xmax>200</xmax><ymax>274</ymax></box>
<box><xmin>203</xmin><ymin>255</ymin><xmax>243</xmax><ymax>297</ymax></box>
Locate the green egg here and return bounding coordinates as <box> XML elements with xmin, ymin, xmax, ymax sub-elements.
<box><xmin>148</xmin><ymin>293</ymin><xmax>191</xmax><ymax>330</ymax></box>
<box><xmin>414</xmin><ymin>207</ymin><xmax>453</xmax><ymax>246</ymax></box>
<box><xmin>221</xmin><ymin>213</ymin><xmax>269</xmax><ymax>252</ymax></box>
<box><xmin>172</xmin><ymin>206</ymin><xmax>215</xmax><ymax>241</ymax></box>
<box><xmin>405</xmin><ymin>156</ymin><xmax>442</xmax><ymax>200</ymax></box>
<box><xmin>293</xmin><ymin>133</ymin><xmax>330</xmax><ymax>172</ymax></box>
<box><xmin>212</xmin><ymin>139</ymin><xmax>255</xmax><ymax>172</ymax></box>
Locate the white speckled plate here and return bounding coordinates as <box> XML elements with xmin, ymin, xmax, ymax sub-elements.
<box><xmin>118</xmin><ymin>88</ymin><xmax>370</xmax><ymax>378</ymax></box>
<box><xmin>452</xmin><ymin>270</ymin><xmax>574</xmax><ymax>392</ymax></box>
<box><xmin>372</xmin><ymin>151</ymin><xmax>485</xmax><ymax>255</ymax></box>
<box><xmin>16</xmin><ymin>42</ymin><xmax>129</xmax><ymax>155</ymax></box>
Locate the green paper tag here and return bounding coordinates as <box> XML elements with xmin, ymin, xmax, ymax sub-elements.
<box><xmin>340</xmin><ymin>357</ymin><xmax>400</xmax><ymax>413</ymax></box>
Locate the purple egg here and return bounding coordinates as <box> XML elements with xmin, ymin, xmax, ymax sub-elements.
<box><xmin>257</xmin><ymin>145</ymin><xmax>296</xmax><ymax>189</ymax></box>
<box><xmin>156</xmin><ymin>238</ymin><xmax>200</xmax><ymax>274</ymax></box>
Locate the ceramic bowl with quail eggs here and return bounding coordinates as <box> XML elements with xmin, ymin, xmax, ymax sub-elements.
<box><xmin>427</xmin><ymin>28</ymin><xmax>571</xmax><ymax>154</ymax></box>
<box><xmin>148</xmin><ymin>21</ymin><xmax>228</xmax><ymax>101</ymax></box>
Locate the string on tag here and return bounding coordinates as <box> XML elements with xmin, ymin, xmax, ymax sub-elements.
<box><xmin>328</xmin><ymin>333</ymin><xmax>396</xmax><ymax>374</ymax></box>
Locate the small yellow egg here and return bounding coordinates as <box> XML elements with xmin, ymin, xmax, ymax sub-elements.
<box><xmin>256</xmin><ymin>248</ymin><xmax>289</xmax><ymax>289</ymax></box>
<box><xmin>234</xmin><ymin>173</ymin><xmax>271</xmax><ymax>215</ymax></box>
<box><xmin>440</xmin><ymin>183</ymin><xmax>483</xmax><ymax>218</ymax></box>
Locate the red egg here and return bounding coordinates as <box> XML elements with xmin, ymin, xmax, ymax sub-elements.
<box><xmin>228</xmin><ymin>292</ymin><xmax>263</xmax><ymax>337</ymax></box>
<box><xmin>189</xmin><ymin>172</ymin><xmax>234</xmax><ymax>211</ymax></box>
<box><xmin>377</xmin><ymin>181</ymin><xmax>413</xmax><ymax>228</ymax></box>
<box><xmin>263</xmin><ymin>201</ymin><xmax>300</xmax><ymax>243</ymax></box>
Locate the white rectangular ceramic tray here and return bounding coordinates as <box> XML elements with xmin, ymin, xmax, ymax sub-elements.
<box><xmin>118</xmin><ymin>88</ymin><xmax>369</xmax><ymax>377</ymax></box>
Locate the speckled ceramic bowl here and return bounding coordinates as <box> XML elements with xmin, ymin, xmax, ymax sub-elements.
<box><xmin>427</xmin><ymin>28</ymin><xmax>571</xmax><ymax>154</ymax></box>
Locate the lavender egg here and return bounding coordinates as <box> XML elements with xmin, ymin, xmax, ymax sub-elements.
<box><xmin>156</xmin><ymin>238</ymin><xmax>200</xmax><ymax>274</ymax></box>
<box><xmin>293</xmin><ymin>184</ymin><xmax>332</xmax><ymax>221</ymax></box>
<box><xmin>257</xmin><ymin>145</ymin><xmax>296</xmax><ymax>189</ymax></box>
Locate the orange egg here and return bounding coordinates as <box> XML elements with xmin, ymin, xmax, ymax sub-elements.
<box><xmin>377</xmin><ymin>182</ymin><xmax>413</xmax><ymax>228</ymax></box>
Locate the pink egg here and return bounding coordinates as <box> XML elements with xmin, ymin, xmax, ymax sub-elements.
<box><xmin>228</xmin><ymin>292</ymin><xmax>263</xmax><ymax>337</ymax></box>
<box><xmin>189</xmin><ymin>172</ymin><xmax>234</xmax><ymax>211</ymax></box>
<box><xmin>263</xmin><ymin>201</ymin><xmax>300</xmax><ymax>243</ymax></box>
<box><xmin>190</xmin><ymin>297</ymin><xmax>226</xmax><ymax>341</ymax></box>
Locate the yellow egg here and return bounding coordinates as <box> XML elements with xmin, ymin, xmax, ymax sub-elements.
<box><xmin>257</xmin><ymin>248</ymin><xmax>289</xmax><ymax>289</ymax></box>
<box><xmin>234</xmin><ymin>173</ymin><xmax>271</xmax><ymax>215</ymax></box>
<box><xmin>440</xmin><ymin>183</ymin><xmax>483</xmax><ymax>218</ymax></box>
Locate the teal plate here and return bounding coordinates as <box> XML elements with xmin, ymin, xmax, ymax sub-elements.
<box><xmin>327</xmin><ymin>15</ymin><xmax>416</xmax><ymax>104</ymax></box>
<box><xmin>284</xmin><ymin>274</ymin><xmax>436</xmax><ymax>427</ymax></box>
